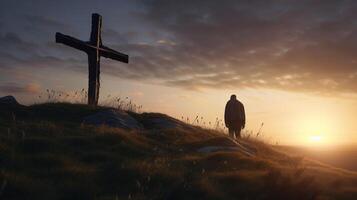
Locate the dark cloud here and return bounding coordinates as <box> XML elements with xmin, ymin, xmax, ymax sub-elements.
<box><xmin>116</xmin><ymin>0</ymin><xmax>357</xmax><ymax>94</ymax></box>
<box><xmin>0</xmin><ymin>32</ymin><xmax>38</xmax><ymax>54</ymax></box>
<box><xmin>0</xmin><ymin>50</ymin><xmax>86</xmax><ymax>74</ymax></box>
<box><xmin>0</xmin><ymin>82</ymin><xmax>41</xmax><ymax>94</ymax></box>
<box><xmin>25</xmin><ymin>15</ymin><xmax>67</xmax><ymax>29</ymax></box>
<box><xmin>102</xmin><ymin>29</ymin><xmax>132</xmax><ymax>44</ymax></box>
<box><xmin>0</xmin><ymin>32</ymin><xmax>40</xmax><ymax>69</ymax></box>
<box><xmin>23</xmin><ymin>14</ymin><xmax>77</xmax><ymax>43</ymax></box>
<box><xmin>0</xmin><ymin>32</ymin><xmax>87</xmax><ymax>71</ymax></box>
<box><xmin>1</xmin><ymin>0</ymin><xmax>357</xmax><ymax>95</ymax></box>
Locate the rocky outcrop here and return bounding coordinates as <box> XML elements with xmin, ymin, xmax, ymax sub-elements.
<box><xmin>196</xmin><ymin>137</ymin><xmax>256</xmax><ymax>156</ymax></box>
<box><xmin>83</xmin><ymin>110</ymin><xmax>196</xmax><ymax>131</ymax></box>
<box><xmin>0</xmin><ymin>96</ymin><xmax>20</xmax><ymax>106</ymax></box>
<box><xmin>83</xmin><ymin>109</ymin><xmax>142</xmax><ymax>130</ymax></box>
<box><xmin>197</xmin><ymin>145</ymin><xmax>254</xmax><ymax>156</ymax></box>
<box><xmin>138</xmin><ymin>113</ymin><xmax>195</xmax><ymax>130</ymax></box>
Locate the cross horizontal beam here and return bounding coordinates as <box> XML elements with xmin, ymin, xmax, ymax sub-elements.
<box><xmin>55</xmin><ymin>32</ymin><xmax>129</xmax><ymax>63</ymax></box>
<box><xmin>56</xmin><ymin>32</ymin><xmax>91</xmax><ymax>53</ymax></box>
<box><xmin>100</xmin><ymin>45</ymin><xmax>129</xmax><ymax>63</ymax></box>
<box><xmin>56</xmin><ymin>32</ymin><xmax>129</xmax><ymax>63</ymax></box>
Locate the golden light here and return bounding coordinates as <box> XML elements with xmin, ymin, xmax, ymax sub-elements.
<box><xmin>309</xmin><ymin>135</ymin><xmax>322</xmax><ymax>142</ymax></box>
<box><xmin>294</xmin><ymin>111</ymin><xmax>337</xmax><ymax>146</ymax></box>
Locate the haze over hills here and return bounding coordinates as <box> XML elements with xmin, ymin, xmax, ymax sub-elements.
<box><xmin>277</xmin><ymin>145</ymin><xmax>357</xmax><ymax>172</ymax></box>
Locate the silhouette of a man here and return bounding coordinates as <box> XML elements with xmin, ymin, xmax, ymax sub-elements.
<box><xmin>224</xmin><ymin>94</ymin><xmax>245</xmax><ymax>139</ymax></box>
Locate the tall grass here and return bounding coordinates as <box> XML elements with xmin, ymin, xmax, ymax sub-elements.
<box><xmin>38</xmin><ymin>89</ymin><xmax>87</xmax><ymax>104</ymax></box>
<box><xmin>37</xmin><ymin>89</ymin><xmax>143</xmax><ymax>113</ymax></box>
<box><xmin>180</xmin><ymin>115</ymin><xmax>226</xmax><ymax>132</ymax></box>
<box><xmin>100</xmin><ymin>96</ymin><xmax>143</xmax><ymax>113</ymax></box>
<box><xmin>179</xmin><ymin>114</ymin><xmax>270</xmax><ymax>144</ymax></box>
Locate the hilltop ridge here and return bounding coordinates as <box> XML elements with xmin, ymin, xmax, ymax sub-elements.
<box><xmin>0</xmin><ymin>101</ymin><xmax>357</xmax><ymax>199</ymax></box>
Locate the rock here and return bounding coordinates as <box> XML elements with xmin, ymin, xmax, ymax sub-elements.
<box><xmin>197</xmin><ymin>145</ymin><xmax>255</xmax><ymax>157</ymax></box>
<box><xmin>0</xmin><ymin>95</ymin><xmax>20</xmax><ymax>106</ymax></box>
<box><xmin>198</xmin><ymin>146</ymin><xmax>242</xmax><ymax>153</ymax></box>
<box><xmin>83</xmin><ymin>109</ymin><xmax>142</xmax><ymax>130</ymax></box>
<box><xmin>197</xmin><ymin>137</ymin><xmax>256</xmax><ymax>157</ymax></box>
<box><xmin>229</xmin><ymin>138</ymin><xmax>258</xmax><ymax>155</ymax></box>
<box><xmin>140</xmin><ymin>113</ymin><xmax>195</xmax><ymax>130</ymax></box>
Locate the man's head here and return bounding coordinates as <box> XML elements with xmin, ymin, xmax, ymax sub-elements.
<box><xmin>230</xmin><ymin>94</ymin><xmax>236</xmax><ymax>100</ymax></box>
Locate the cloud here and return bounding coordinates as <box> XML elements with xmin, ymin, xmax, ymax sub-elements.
<box><xmin>0</xmin><ymin>32</ymin><xmax>39</xmax><ymax>54</ymax></box>
<box><xmin>0</xmin><ymin>32</ymin><xmax>87</xmax><ymax>72</ymax></box>
<box><xmin>1</xmin><ymin>1</ymin><xmax>357</xmax><ymax>96</ymax></box>
<box><xmin>0</xmin><ymin>83</ymin><xmax>41</xmax><ymax>94</ymax></box>
<box><xmin>24</xmin><ymin>15</ymin><xmax>69</xmax><ymax>31</ymax></box>
<box><xmin>102</xmin><ymin>28</ymin><xmax>132</xmax><ymax>44</ymax></box>
<box><xmin>115</xmin><ymin>0</ymin><xmax>357</xmax><ymax>94</ymax></box>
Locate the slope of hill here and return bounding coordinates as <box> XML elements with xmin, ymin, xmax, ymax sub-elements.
<box><xmin>1</xmin><ymin>102</ymin><xmax>357</xmax><ymax>200</ymax></box>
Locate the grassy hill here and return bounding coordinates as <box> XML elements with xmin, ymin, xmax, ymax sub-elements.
<box><xmin>1</xmin><ymin>103</ymin><xmax>357</xmax><ymax>200</ymax></box>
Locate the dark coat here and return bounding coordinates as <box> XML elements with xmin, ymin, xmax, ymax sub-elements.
<box><xmin>224</xmin><ymin>99</ymin><xmax>245</xmax><ymax>130</ymax></box>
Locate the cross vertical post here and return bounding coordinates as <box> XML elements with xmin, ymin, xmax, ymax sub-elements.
<box><xmin>88</xmin><ymin>14</ymin><xmax>102</xmax><ymax>106</ymax></box>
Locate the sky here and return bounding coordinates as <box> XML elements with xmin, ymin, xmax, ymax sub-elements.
<box><xmin>1</xmin><ymin>0</ymin><xmax>357</xmax><ymax>146</ymax></box>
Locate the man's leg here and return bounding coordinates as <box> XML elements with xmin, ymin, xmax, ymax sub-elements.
<box><xmin>235</xmin><ymin>128</ymin><xmax>242</xmax><ymax>139</ymax></box>
<box><xmin>228</xmin><ymin>128</ymin><xmax>234</xmax><ymax>138</ymax></box>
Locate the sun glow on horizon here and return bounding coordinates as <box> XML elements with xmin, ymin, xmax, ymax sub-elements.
<box><xmin>290</xmin><ymin>101</ymin><xmax>347</xmax><ymax>147</ymax></box>
<box><xmin>309</xmin><ymin>135</ymin><xmax>322</xmax><ymax>142</ymax></box>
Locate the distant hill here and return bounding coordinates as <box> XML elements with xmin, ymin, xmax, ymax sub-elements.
<box><xmin>276</xmin><ymin>145</ymin><xmax>357</xmax><ymax>172</ymax></box>
<box><xmin>0</xmin><ymin>102</ymin><xmax>357</xmax><ymax>200</ymax></box>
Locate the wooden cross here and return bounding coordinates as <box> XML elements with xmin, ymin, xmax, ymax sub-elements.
<box><xmin>55</xmin><ymin>13</ymin><xmax>129</xmax><ymax>106</ymax></box>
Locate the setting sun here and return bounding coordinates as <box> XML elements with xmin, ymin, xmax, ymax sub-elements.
<box><xmin>309</xmin><ymin>135</ymin><xmax>322</xmax><ymax>142</ymax></box>
<box><xmin>289</xmin><ymin>103</ymin><xmax>348</xmax><ymax>147</ymax></box>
